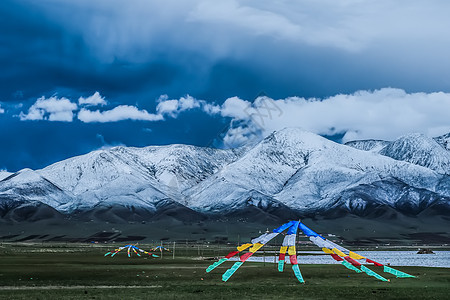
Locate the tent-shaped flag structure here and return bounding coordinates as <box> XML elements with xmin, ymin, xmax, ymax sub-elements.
<box><xmin>104</xmin><ymin>245</ymin><xmax>159</xmax><ymax>258</ymax></box>
<box><xmin>206</xmin><ymin>221</ymin><xmax>415</xmax><ymax>283</ymax></box>
<box><xmin>151</xmin><ymin>246</ymin><xmax>170</xmax><ymax>252</ymax></box>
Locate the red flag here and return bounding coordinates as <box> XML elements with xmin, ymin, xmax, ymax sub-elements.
<box><xmin>330</xmin><ymin>254</ymin><xmax>343</xmax><ymax>261</ymax></box>
<box><xmin>290</xmin><ymin>255</ymin><xmax>298</xmax><ymax>265</ymax></box>
<box><xmin>225</xmin><ymin>251</ymin><xmax>239</xmax><ymax>259</ymax></box>
<box><xmin>366</xmin><ymin>258</ymin><xmax>383</xmax><ymax>266</ymax></box>
<box><xmin>240</xmin><ymin>252</ymin><xmax>253</xmax><ymax>262</ymax></box>
<box><xmin>344</xmin><ymin>256</ymin><xmax>361</xmax><ymax>266</ymax></box>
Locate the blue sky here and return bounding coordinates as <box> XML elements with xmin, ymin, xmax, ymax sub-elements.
<box><xmin>1</xmin><ymin>0</ymin><xmax>450</xmax><ymax>172</ymax></box>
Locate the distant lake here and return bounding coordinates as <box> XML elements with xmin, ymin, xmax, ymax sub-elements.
<box><xmin>230</xmin><ymin>251</ymin><xmax>450</xmax><ymax>268</ymax></box>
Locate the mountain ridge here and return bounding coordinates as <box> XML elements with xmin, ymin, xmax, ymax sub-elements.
<box><xmin>1</xmin><ymin>128</ymin><xmax>449</xmax><ymax>224</ymax></box>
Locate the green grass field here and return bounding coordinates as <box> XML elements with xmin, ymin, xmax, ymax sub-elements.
<box><xmin>0</xmin><ymin>243</ymin><xmax>449</xmax><ymax>299</ymax></box>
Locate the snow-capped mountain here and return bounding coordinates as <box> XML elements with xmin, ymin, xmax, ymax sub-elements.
<box><xmin>0</xmin><ymin>169</ymin><xmax>68</xmax><ymax>221</ymax></box>
<box><xmin>379</xmin><ymin>133</ymin><xmax>450</xmax><ymax>175</ymax></box>
<box><xmin>187</xmin><ymin>129</ymin><xmax>449</xmax><ymax>217</ymax></box>
<box><xmin>346</xmin><ymin>133</ymin><xmax>450</xmax><ymax>175</ymax></box>
<box><xmin>435</xmin><ymin>132</ymin><xmax>450</xmax><ymax>151</ymax></box>
<box><xmin>36</xmin><ymin>145</ymin><xmax>239</xmax><ymax>221</ymax></box>
<box><xmin>1</xmin><ymin>128</ymin><xmax>449</xmax><ymax>223</ymax></box>
<box><xmin>39</xmin><ymin>145</ymin><xmax>240</xmax><ymax>197</ymax></box>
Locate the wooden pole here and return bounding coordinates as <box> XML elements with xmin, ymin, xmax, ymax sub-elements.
<box><xmin>263</xmin><ymin>246</ymin><xmax>266</xmax><ymax>266</ymax></box>
<box><xmin>237</xmin><ymin>234</ymin><xmax>240</xmax><ymax>259</ymax></box>
<box><xmin>173</xmin><ymin>241</ymin><xmax>175</xmax><ymax>259</ymax></box>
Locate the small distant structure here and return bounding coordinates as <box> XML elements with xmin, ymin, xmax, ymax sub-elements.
<box><xmin>417</xmin><ymin>248</ymin><xmax>435</xmax><ymax>254</ymax></box>
<box><xmin>152</xmin><ymin>246</ymin><xmax>170</xmax><ymax>252</ymax></box>
<box><xmin>104</xmin><ymin>245</ymin><xmax>158</xmax><ymax>258</ymax></box>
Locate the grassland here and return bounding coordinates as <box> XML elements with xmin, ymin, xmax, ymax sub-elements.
<box><xmin>0</xmin><ymin>243</ymin><xmax>449</xmax><ymax>299</ymax></box>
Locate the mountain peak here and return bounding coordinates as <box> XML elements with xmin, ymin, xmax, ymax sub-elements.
<box><xmin>380</xmin><ymin>133</ymin><xmax>450</xmax><ymax>174</ymax></box>
<box><xmin>262</xmin><ymin>127</ymin><xmax>333</xmax><ymax>150</ymax></box>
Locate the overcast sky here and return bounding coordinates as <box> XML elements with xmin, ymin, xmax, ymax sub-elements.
<box><xmin>1</xmin><ymin>0</ymin><xmax>450</xmax><ymax>171</ymax></box>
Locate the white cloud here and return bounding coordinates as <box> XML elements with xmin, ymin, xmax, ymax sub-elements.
<box><xmin>155</xmin><ymin>99</ymin><xmax>178</xmax><ymax>116</ymax></box>
<box><xmin>19</xmin><ymin>96</ymin><xmax>78</xmax><ymax>122</ymax></box>
<box><xmin>78</xmin><ymin>94</ymin><xmax>213</xmax><ymax>123</ymax></box>
<box><xmin>0</xmin><ymin>104</ymin><xmax>4</xmax><ymax>114</ymax></box>
<box><xmin>222</xmin><ymin>121</ymin><xmax>262</xmax><ymax>148</ymax></box>
<box><xmin>202</xmin><ymin>102</ymin><xmax>221</xmax><ymax>115</ymax></box>
<box><xmin>156</xmin><ymin>95</ymin><xmax>202</xmax><ymax>117</ymax></box>
<box><xmin>217</xmin><ymin>88</ymin><xmax>450</xmax><ymax>146</ymax></box>
<box><xmin>78</xmin><ymin>91</ymin><xmax>107</xmax><ymax>106</ymax></box>
<box><xmin>17</xmin><ymin>89</ymin><xmax>450</xmax><ymax>148</ymax></box>
<box><xmin>48</xmin><ymin>111</ymin><xmax>76</xmax><ymax>122</ymax></box>
<box><xmin>78</xmin><ymin>105</ymin><xmax>163</xmax><ymax>123</ymax></box>
<box><xmin>17</xmin><ymin>93</ymin><xmax>215</xmax><ymax>124</ymax></box>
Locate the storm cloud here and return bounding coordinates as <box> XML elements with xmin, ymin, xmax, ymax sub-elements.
<box><xmin>1</xmin><ymin>0</ymin><xmax>450</xmax><ymax>171</ymax></box>
<box><xmin>3</xmin><ymin>0</ymin><xmax>450</xmax><ymax>102</ymax></box>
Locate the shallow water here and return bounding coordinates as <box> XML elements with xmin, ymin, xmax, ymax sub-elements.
<box><xmin>230</xmin><ymin>251</ymin><xmax>450</xmax><ymax>268</ymax></box>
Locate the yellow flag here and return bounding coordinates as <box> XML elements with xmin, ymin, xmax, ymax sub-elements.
<box><xmin>237</xmin><ymin>243</ymin><xmax>252</xmax><ymax>251</ymax></box>
<box><xmin>322</xmin><ymin>247</ymin><xmax>333</xmax><ymax>254</ymax></box>
<box><xmin>288</xmin><ymin>246</ymin><xmax>296</xmax><ymax>256</ymax></box>
<box><xmin>279</xmin><ymin>246</ymin><xmax>288</xmax><ymax>254</ymax></box>
<box><xmin>349</xmin><ymin>251</ymin><xmax>365</xmax><ymax>260</ymax></box>
<box><xmin>332</xmin><ymin>248</ymin><xmax>346</xmax><ymax>257</ymax></box>
<box><xmin>249</xmin><ymin>243</ymin><xmax>264</xmax><ymax>253</ymax></box>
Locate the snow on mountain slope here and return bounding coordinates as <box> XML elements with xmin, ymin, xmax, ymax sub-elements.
<box><xmin>36</xmin><ymin>144</ymin><xmax>241</xmax><ymax>212</ymax></box>
<box><xmin>1</xmin><ymin>128</ymin><xmax>449</xmax><ymax>221</ymax></box>
<box><xmin>185</xmin><ymin>128</ymin><xmax>445</xmax><ymax>214</ymax></box>
<box><xmin>40</xmin><ymin>145</ymin><xmax>239</xmax><ymax>194</ymax></box>
<box><xmin>271</xmin><ymin>132</ymin><xmax>444</xmax><ymax>210</ymax></box>
<box><xmin>0</xmin><ymin>168</ymin><xmax>75</xmax><ymax>209</ymax></box>
<box><xmin>184</xmin><ymin>129</ymin><xmax>318</xmax><ymax>211</ymax></box>
<box><xmin>379</xmin><ymin>133</ymin><xmax>450</xmax><ymax>175</ymax></box>
<box><xmin>327</xmin><ymin>178</ymin><xmax>450</xmax><ymax>217</ymax></box>
<box><xmin>435</xmin><ymin>132</ymin><xmax>450</xmax><ymax>151</ymax></box>
<box><xmin>345</xmin><ymin>140</ymin><xmax>390</xmax><ymax>152</ymax></box>
<box><xmin>35</xmin><ymin>149</ymin><xmax>166</xmax><ymax>213</ymax></box>
<box><xmin>220</xmin><ymin>129</ymin><xmax>316</xmax><ymax>194</ymax></box>
<box><xmin>0</xmin><ymin>171</ymin><xmax>11</xmax><ymax>181</ymax></box>
<box><xmin>116</xmin><ymin>145</ymin><xmax>241</xmax><ymax>191</ymax></box>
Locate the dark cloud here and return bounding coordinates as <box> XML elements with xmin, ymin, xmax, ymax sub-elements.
<box><xmin>1</xmin><ymin>0</ymin><xmax>450</xmax><ymax>171</ymax></box>
<box><xmin>3</xmin><ymin>0</ymin><xmax>449</xmax><ymax>103</ymax></box>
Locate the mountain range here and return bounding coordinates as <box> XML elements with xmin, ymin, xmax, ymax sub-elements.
<box><xmin>1</xmin><ymin>128</ymin><xmax>449</xmax><ymax>226</ymax></box>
